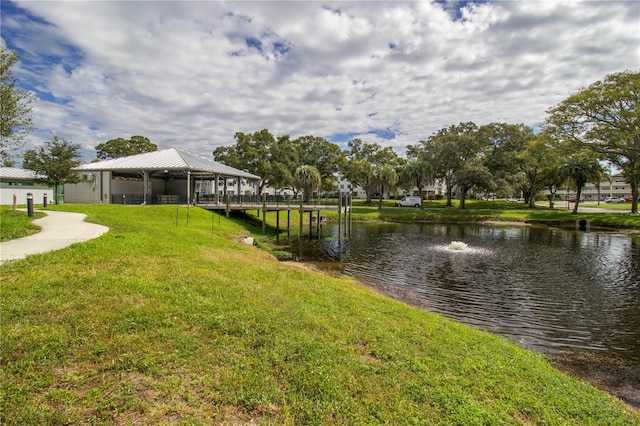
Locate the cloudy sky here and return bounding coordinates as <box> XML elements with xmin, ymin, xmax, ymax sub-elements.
<box><xmin>2</xmin><ymin>0</ymin><xmax>639</xmax><ymax>162</ymax></box>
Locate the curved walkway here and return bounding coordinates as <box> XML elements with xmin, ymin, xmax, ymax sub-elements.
<box><xmin>0</xmin><ymin>210</ymin><xmax>109</xmax><ymax>264</ymax></box>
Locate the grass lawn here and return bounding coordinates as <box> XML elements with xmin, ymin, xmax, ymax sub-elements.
<box><xmin>1</xmin><ymin>204</ymin><xmax>638</xmax><ymax>424</ymax></box>
<box><xmin>0</xmin><ymin>206</ymin><xmax>45</xmax><ymax>242</ymax></box>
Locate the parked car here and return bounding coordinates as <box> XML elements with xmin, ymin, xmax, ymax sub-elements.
<box><xmin>603</xmin><ymin>196</ymin><xmax>626</xmax><ymax>203</ymax></box>
<box><xmin>395</xmin><ymin>196</ymin><xmax>422</xmax><ymax>207</ymax></box>
<box><xmin>568</xmin><ymin>197</ymin><xmax>586</xmax><ymax>203</ymax></box>
<box><xmin>507</xmin><ymin>197</ymin><xmax>520</xmax><ymax>202</ymax></box>
<box><xmin>624</xmin><ymin>197</ymin><xmax>633</xmax><ymax>203</ymax></box>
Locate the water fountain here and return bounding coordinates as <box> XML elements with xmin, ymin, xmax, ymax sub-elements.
<box><xmin>447</xmin><ymin>241</ymin><xmax>469</xmax><ymax>251</ymax></box>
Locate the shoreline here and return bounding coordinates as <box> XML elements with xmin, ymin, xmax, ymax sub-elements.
<box><xmin>282</xmin><ymin>259</ymin><xmax>639</xmax><ymax>411</ymax></box>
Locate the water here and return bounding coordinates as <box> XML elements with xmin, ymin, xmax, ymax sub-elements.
<box><xmin>292</xmin><ymin>223</ymin><xmax>640</xmax><ymax>362</ymax></box>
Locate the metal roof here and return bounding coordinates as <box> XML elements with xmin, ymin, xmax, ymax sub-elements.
<box><xmin>74</xmin><ymin>148</ymin><xmax>261</xmax><ymax>180</ymax></box>
<box><xmin>0</xmin><ymin>167</ymin><xmax>40</xmax><ymax>180</ymax></box>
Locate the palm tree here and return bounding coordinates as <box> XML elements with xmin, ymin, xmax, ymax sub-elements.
<box><xmin>557</xmin><ymin>156</ymin><xmax>606</xmax><ymax>214</ymax></box>
<box><xmin>372</xmin><ymin>164</ymin><xmax>398</xmax><ymax>210</ymax></box>
<box><xmin>400</xmin><ymin>159</ymin><xmax>433</xmax><ymax>209</ymax></box>
<box><xmin>294</xmin><ymin>165</ymin><xmax>321</xmax><ymax>204</ymax></box>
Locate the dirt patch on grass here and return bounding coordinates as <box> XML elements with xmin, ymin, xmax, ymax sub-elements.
<box><xmin>546</xmin><ymin>351</ymin><xmax>640</xmax><ymax>411</ymax></box>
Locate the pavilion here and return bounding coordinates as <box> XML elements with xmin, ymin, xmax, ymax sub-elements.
<box><xmin>64</xmin><ymin>148</ymin><xmax>261</xmax><ymax>205</ymax></box>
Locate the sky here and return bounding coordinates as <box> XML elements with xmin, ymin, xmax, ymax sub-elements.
<box><xmin>2</xmin><ymin>0</ymin><xmax>639</xmax><ymax>163</ymax></box>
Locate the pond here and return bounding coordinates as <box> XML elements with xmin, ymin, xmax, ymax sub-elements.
<box><xmin>290</xmin><ymin>223</ymin><xmax>640</xmax><ymax>363</ymax></box>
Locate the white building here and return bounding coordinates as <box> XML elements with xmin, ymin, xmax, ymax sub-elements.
<box><xmin>0</xmin><ymin>167</ymin><xmax>55</xmax><ymax>205</ymax></box>
<box><xmin>551</xmin><ymin>174</ymin><xmax>633</xmax><ymax>201</ymax></box>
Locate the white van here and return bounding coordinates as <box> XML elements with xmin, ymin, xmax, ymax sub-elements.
<box><xmin>395</xmin><ymin>196</ymin><xmax>422</xmax><ymax>207</ymax></box>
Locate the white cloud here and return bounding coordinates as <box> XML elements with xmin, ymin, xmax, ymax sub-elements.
<box><xmin>3</xmin><ymin>0</ymin><xmax>639</xmax><ymax>162</ymax></box>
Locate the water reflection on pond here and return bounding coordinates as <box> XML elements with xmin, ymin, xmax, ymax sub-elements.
<box><xmin>292</xmin><ymin>223</ymin><xmax>640</xmax><ymax>362</ymax></box>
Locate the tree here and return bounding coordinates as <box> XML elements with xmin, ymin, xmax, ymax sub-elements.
<box><xmin>371</xmin><ymin>164</ymin><xmax>398</xmax><ymax>210</ymax></box>
<box><xmin>1</xmin><ymin>46</ymin><xmax>35</xmax><ymax>163</ymax></box>
<box><xmin>213</xmin><ymin>129</ymin><xmax>275</xmax><ymax>194</ymax></box>
<box><xmin>399</xmin><ymin>159</ymin><xmax>433</xmax><ymax>208</ymax></box>
<box><xmin>294</xmin><ymin>165</ymin><xmax>321</xmax><ymax>203</ymax></box>
<box><xmin>293</xmin><ymin>135</ymin><xmax>343</xmax><ymax>193</ymax></box>
<box><xmin>269</xmin><ymin>135</ymin><xmax>298</xmax><ymax>192</ymax></box>
<box><xmin>23</xmin><ymin>135</ymin><xmax>82</xmax><ymax>204</ymax></box>
<box><xmin>96</xmin><ymin>135</ymin><xmax>157</xmax><ymax>160</ymax></box>
<box><xmin>546</xmin><ymin>71</ymin><xmax>640</xmax><ymax>213</ymax></box>
<box><xmin>481</xmin><ymin>123</ymin><xmax>532</xmax><ymax>201</ymax></box>
<box><xmin>557</xmin><ymin>155</ymin><xmax>606</xmax><ymax>214</ymax></box>
<box><xmin>517</xmin><ymin>131</ymin><xmax>557</xmax><ymax>208</ymax></box>
<box><xmin>341</xmin><ymin>139</ymin><xmax>401</xmax><ymax>204</ymax></box>
<box><xmin>417</xmin><ymin>122</ymin><xmax>488</xmax><ymax>208</ymax></box>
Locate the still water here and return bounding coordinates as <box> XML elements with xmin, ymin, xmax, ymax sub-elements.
<box><xmin>292</xmin><ymin>223</ymin><xmax>640</xmax><ymax>362</ymax></box>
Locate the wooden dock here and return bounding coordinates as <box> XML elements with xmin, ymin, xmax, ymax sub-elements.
<box><xmin>197</xmin><ymin>198</ymin><xmax>351</xmax><ymax>238</ymax></box>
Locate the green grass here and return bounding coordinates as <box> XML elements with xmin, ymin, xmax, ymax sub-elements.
<box><xmin>0</xmin><ymin>206</ymin><xmax>45</xmax><ymax>241</ymax></box>
<box><xmin>1</xmin><ymin>204</ymin><xmax>638</xmax><ymax>424</ymax></box>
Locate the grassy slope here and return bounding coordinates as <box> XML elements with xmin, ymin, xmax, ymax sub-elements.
<box><xmin>1</xmin><ymin>205</ymin><xmax>638</xmax><ymax>425</ymax></box>
<box><xmin>0</xmin><ymin>207</ymin><xmax>44</xmax><ymax>241</ymax></box>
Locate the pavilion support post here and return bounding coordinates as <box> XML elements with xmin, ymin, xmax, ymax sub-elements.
<box><xmin>316</xmin><ymin>210</ymin><xmax>320</xmax><ymax>239</ymax></box>
<box><xmin>287</xmin><ymin>209</ymin><xmax>290</xmax><ymax>240</ymax></box>
<box><xmin>309</xmin><ymin>211</ymin><xmax>313</xmax><ymax>238</ymax></box>
<box><xmin>214</xmin><ymin>174</ymin><xmax>220</xmax><ymax>204</ymax></box>
<box><xmin>187</xmin><ymin>171</ymin><xmax>191</xmax><ymax>205</ymax></box>
<box><xmin>143</xmin><ymin>171</ymin><xmax>149</xmax><ymax>205</ymax></box>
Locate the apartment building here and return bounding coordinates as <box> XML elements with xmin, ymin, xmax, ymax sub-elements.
<box><xmin>553</xmin><ymin>174</ymin><xmax>632</xmax><ymax>201</ymax></box>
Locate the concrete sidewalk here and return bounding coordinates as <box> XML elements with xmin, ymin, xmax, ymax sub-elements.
<box><xmin>0</xmin><ymin>210</ymin><xmax>109</xmax><ymax>264</ymax></box>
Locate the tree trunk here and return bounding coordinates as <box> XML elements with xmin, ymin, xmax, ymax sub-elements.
<box><xmin>572</xmin><ymin>188</ymin><xmax>583</xmax><ymax>214</ymax></box>
<box><xmin>458</xmin><ymin>187</ymin><xmax>468</xmax><ymax>210</ymax></box>
<box><xmin>445</xmin><ymin>177</ymin><xmax>453</xmax><ymax>207</ymax></box>
<box><xmin>417</xmin><ymin>185</ymin><xmax>424</xmax><ymax>210</ymax></box>
<box><xmin>631</xmin><ymin>182</ymin><xmax>639</xmax><ymax>214</ymax></box>
<box><xmin>547</xmin><ymin>186</ymin><xmax>557</xmax><ymax>208</ymax></box>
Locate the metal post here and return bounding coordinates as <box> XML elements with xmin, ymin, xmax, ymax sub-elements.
<box><xmin>26</xmin><ymin>193</ymin><xmax>34</xmax><ymax>218</ymax></box>
<box><xmin>43</xmin><ymin>193</ymin><xmax>48</xmax><ymax>208</ymax></box>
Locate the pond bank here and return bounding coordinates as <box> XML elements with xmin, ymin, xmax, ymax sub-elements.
<box><xmin>285</xmin><ymin>258</ymin><xmax>639</xmax><ymax>411</ymax></box>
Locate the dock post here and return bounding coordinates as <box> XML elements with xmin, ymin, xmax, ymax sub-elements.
<box><xmin>338</xmin><ymin>193</ymin><xmax>342</xmax><ymax>238</ymax></box>
<box><xmin>262</xmin><ymin>194</ymin><xmax>266</xmax><ymax>234</ymax></box>
<box><xmin>309</xmin><ymin>210</ymin><xmax>313</xmax><ymax>238</ymax></box>
<box><xmin>348</xmin><ymin>193</ymin><xmax>352</xmax><ymax>237</ymax></box>
<box><xmin>276</xmin><ymin>210</ymin><xmax>280</xmax><ymax>242</ymax></box>
<box><xmin>299</xmin><ymin>197</ymin><xmax>303</xmax><ymax>238</ymax></box>
<box><xmin>316</xmin><ymin>210</ymin><xmax>321</xmax><ymax>239</ymax></box>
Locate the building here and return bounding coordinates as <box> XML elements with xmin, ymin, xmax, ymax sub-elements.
<box><xmin>552</xmin><ymin>174</ymin><xmax>633</xmax><ymax>201</ymax></box>
<box><xmin>64</xmin><ymin>148</ymin><xmax>261</xmax><ymax>204</ymax></box>
<box><xmin>0</xmin><ymin>167</ymin><xmax>55</xmax><ymax>205</ymax></box>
